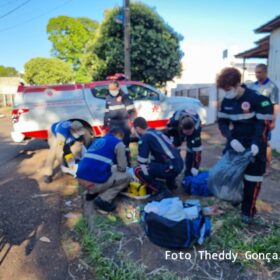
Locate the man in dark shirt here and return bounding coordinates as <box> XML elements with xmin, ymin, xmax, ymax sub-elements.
<box><xmin>165</xmin><ymin>109</ymin><xmax>202</xmax><ymax>176</ymax></box>
<box><xmin>133</xmin><ymin>117</ymin><xmax>183</xmax><ymax>200</ymax></box>
<box><xmin>103</xmin><ymin>80</ymin><xmax>136</xmax><ymax>165</ymax></box>
<box><xmin>217</xmin><ymin>67</ymin><xmax>273</xmax><ymax>225</ymax></box>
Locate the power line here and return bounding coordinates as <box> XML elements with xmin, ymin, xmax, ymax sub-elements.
<box><xmin>0</xmin><ymin>0</ymin><xmax>31</xmax><ymax>20</ymax></box>
<box><xmin>0</xmin><ymin>0</ymin><xmax>73</xmax><ymax>32</ymax></box>
<box><xmin>0</xmin><ymin>0</ymin><xmax>21</xmax><ymax>9</ymax></box>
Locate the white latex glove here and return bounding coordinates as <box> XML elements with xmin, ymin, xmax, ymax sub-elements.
<box><xmin>251</xmin><ymin>144</ymin><xmax>259</xmax><ymax>156</ymax></box>
<box><xmin>191</xmin><ymin>168</ymin><xmax>199</xmax><ymax>176</ymax></box>
<box><xmin>230</xmin><ymin>139</ymin><xmax>245</xmax><ymax>153</ymax></box>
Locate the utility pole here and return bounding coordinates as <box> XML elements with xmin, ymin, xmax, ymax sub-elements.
<box><xmin>124</xmin><ymin>0</ymin><xmax>131</xmax><ymax>80</ymax></box>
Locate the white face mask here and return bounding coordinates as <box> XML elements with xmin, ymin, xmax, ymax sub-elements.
<box><xmin>109</xmin><ymin>90</ymin><xmax>119</xmax><ymax>97</ymax></box>
<box><xmin>225</xmin><ymin>89</ymin><xmax>238</xmax><ymax>99</ymax></box>
<box><xmin>72</xmin><ymin>131</ymin><xmax>80</xmax><ymax>139</ymax></box>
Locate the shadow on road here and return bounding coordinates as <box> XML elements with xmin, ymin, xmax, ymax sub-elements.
<box><xmin>0</xmin><ymin>178</ymin><xmax>43</xmax><ymax>265</ymax></box>
<box><xmin>0</xmin><ymin>118</ymin><xmax>70</xmax><ymax>280</ymax></box>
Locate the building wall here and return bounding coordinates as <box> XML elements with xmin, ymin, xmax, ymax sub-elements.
<box><xmin>268</xmin><ymin>27</ymin><xmax>280</xmax><ymax>81</ymax></box>
<box><xmin>0</xmin><ymin>77</ymin><xmax>24</xmax><ymax>107</ymax></box>
<box><xmin>270</xmin><ymin>80</ymin><xmax>280</xmax><ymax>152</ymax></box>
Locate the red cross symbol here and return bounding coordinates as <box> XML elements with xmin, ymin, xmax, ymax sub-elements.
<box><xmin>152</xmin><ymin>105</ymin><xmax>160</xmax><ymax>113</ymax></box>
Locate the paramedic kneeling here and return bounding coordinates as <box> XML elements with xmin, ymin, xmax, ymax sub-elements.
<box><xmin>76</xmin><ymin>128</ymin><xmax>130</xmax><ymax>214</ymax></box>
<box><xmin>44</xmin><ymin>120</ymin><xmax>85</xmax><ymax>183</ymax></box>
<box><xmin>216</xmin><ymin>67</ymin><xmax>273</xmax><ymax>225</ymax></box>
<box><xmin>133</xmin><ymin>117</ymin><xmax>183</xmax><ymax>201</ymax></box>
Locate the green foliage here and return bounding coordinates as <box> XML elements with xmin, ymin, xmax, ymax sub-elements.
<box><xmin>24</xmin><ymin>57</ymin><xmax>75</xmax><ymax>85</ymax></box>
<box><xmin>47</xmin><ymin>16</ymin><xmax>99</xmax><ymax>68</ymax></box>
<box><xmin>45</xmin><ymin>4</ymin><xmax>183</xmax><ymax>85</ymax></box>
<box><xmin>0</xmin><ymin>65</ymin><xmax>18</xmax><ymax>77</ymax></box>
<box><xmin>206</xmin><ymin>211</ymin><xmax>280</xmax><ymax>269</ymax></box>
<box><xmin>91</xmin><ymin>2</ymin><xmax>184</xmax><ymax>85</ymax></box>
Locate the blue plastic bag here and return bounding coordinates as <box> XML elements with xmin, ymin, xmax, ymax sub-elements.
<box><xmin>182</xmin><ymin>171</ymin><xmax>212</xmax><ymax>197</ymax></box>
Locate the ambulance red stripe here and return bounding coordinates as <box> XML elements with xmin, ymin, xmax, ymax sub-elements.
<box><xmin>20</xmin><ymin>119</ymin><xmax>169</xmax><ymax>139</ymax></box>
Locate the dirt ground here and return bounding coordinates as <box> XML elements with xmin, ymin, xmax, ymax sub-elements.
<box><xmin>0</xmin><ymin>116</ymin><xmax>93</xmax><ymax>279</ymax></box>
<box><xmin>0</xmin><ymin>114</ymin><xmax>279</xmax><ymax>280</ymax></box>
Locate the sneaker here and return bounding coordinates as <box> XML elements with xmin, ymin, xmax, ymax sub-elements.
<box><xmin>94</xmin><ymin>197</ymin><xmax>116</xmax><ymax>214</ymax></box>
<box><xmin>85</xmin><ymin>193</ymin><xmax>98</xmax><ymax>201</ymax></box>
<box><xmin>241</xmin><ymin>214</ymin><xmax>265</xmax><ymax>225</ymax></box>
<box><xmin>44</xmin><ymin>175</ymin><xmax>53</xmax><ymax>184</ymax></box>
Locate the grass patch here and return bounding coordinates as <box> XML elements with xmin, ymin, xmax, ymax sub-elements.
<box><xmin>75</xmin><ymin>217</ymin><xmax>180</xmax><ymax>280</ymax></box>
<box><xmin>206</xmin><ymin>211</ymin><xmax>280</xmax><ymax>270</ymax></box>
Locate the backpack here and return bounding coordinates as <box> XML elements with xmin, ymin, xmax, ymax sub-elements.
<box><xmin>182</xmin><ymin>171</ymin><xmax>212</xmax><ymax>197</ymax></box>
<box><xmin>143</xmin><ymin>209</ymin><xmax>211</xmax><ymax>249</ymax></box>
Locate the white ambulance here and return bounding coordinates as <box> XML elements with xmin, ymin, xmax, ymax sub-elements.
<box><xmin>11</xmin><ymin>79</ymin><xmax>206</xmax><ymax>142</ymax></box>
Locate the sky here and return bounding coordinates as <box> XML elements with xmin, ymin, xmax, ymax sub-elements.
<box><xmin>0</xmin><ymin>0</ymin><xmax>279</xmax><ymax>83</ymax></box>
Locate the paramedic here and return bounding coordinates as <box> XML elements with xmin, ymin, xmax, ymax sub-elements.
<box><xmin>217</xmin><ymin>67</ymin><xmax>273</xmax><ymax>225</ymax></box>
<box><xmin>103</xmin><ymin>80</ymin><xmax>137</xmax><ymax>165</ymax></box>
<box><xmin>165</xmin><ymin>109</ymin><xmax>202</xmax><ymax>176</ymax></box>
<box><xmin>133</xmin><ymin>117</ymin><xmax>183</xmax><ymax>201</ymax></box>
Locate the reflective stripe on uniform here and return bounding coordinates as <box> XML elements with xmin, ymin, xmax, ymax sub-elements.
<box><xmin>256</xmin><ymin>113</ymin><xmax>274</xmax><ymax>120</ymax></box>
<box><xmin>140</xmin><ymin>164</ymin><xmax>149</xmax><ymax>176</ymax></box>
<box><xmin>174</xmin><ymin>110</ymin><xmax>182</xmax><ymax>120</ymax></box>
<box><xmin>146</xmin><ymin>131</ymin><xmax>175</xmax><ymax>159</ymax></box>
<box><xmin>84</xmin><ymin>153</ymin><xmax>113</xmax><ymax>165</ymax></box>
<box><xmin>108</xmin><ymin>104</ymin><xmax>126</xmax><ymax>110</ymax></box>
<box><xmin>193</xmin><ymin>146</ymin><xmax>202</xmax><ymax>152</ymax></box>
<box><xmin>244</xmin><ymin>174</ymin><xmax>263</xmax><ymax>182</ymax></box>
<box><xmin>194</xmin><ymin>120</ymin><xmax>200</xmax><ymax>130</ymax></box>
<box><xmin>218</xmin><ymin>112</ymin><xmax>255</xmax><ymax>121</ymax></box>
<box><xmin>137</xmin><ymin>155</ymin><xmax>149</xmax><ymax>163</ymax></box>
<box><xmin>126</xmin><ymin>104</ymin><xmax>135</xmax><ymax>110</ymax></box>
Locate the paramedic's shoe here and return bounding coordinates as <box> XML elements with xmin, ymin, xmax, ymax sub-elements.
<box><xmin>85</xmin><ymin>192</ymin><xmax>98</xmax><ymax>201</ymax></box>
<box><xmin>44</xmin><ymin>175</ymin><xmax>52</xmax><ymax>184</ymax></box>
<box><xmin>231</xmin><ymin>202</ymin><xmax>240</xmax><ymax>208</ymax></box>
<box><xmin>241</xmin><ymin>215</ymin><xmax>253</xmax><ymax>225</ymax></box>
<box><xmin>94</xmin><ymin>197</ymin><xmax>116</xmax><ymax>214</ymax></box>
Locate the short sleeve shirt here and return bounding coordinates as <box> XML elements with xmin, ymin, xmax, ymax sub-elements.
<box><xmin>249</xmin><ymin>78</ymin><xmax>279</xmax><ymax>105</ymax></box>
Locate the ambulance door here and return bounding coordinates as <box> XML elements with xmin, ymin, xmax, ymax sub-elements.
<box><xmin>126</xmin><ymin>84</ymin><xmax>165</xmax><ymax>128</ymax></box>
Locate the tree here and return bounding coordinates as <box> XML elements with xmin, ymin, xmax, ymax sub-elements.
<box><xmin>24</xmin><ymin>57</ymin><xmax>75</xmax><ymax>85</ymax></box>
<box><xmin>92</xmin><ymin>2</ymin><xmax>184</xmax><ymax>85</ymax></box>
<box><xmin>47</xmin><ymin>16</ymin><xmax>98</xmax><ymax>68</ymax></box>
<box><xmin>0</xmin><ymin>65</ymin><xmax>18</xmax><ymax>77</ymax></box>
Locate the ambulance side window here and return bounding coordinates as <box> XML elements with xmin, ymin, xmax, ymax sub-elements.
<box><xmin>91</xmin><ymin>85</ymin><xmax>108</xmax><ymax>99</ymax></box>
<box><xmin>127</xmin><ymin>84</ymin><xmax>159</xmax><ymax>101</ymax></box>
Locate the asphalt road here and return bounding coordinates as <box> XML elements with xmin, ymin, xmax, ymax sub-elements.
<box><xmin>0</xmin><ymin>116</ymin><xmax>71</xmax><ymax>280</ymax></box>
